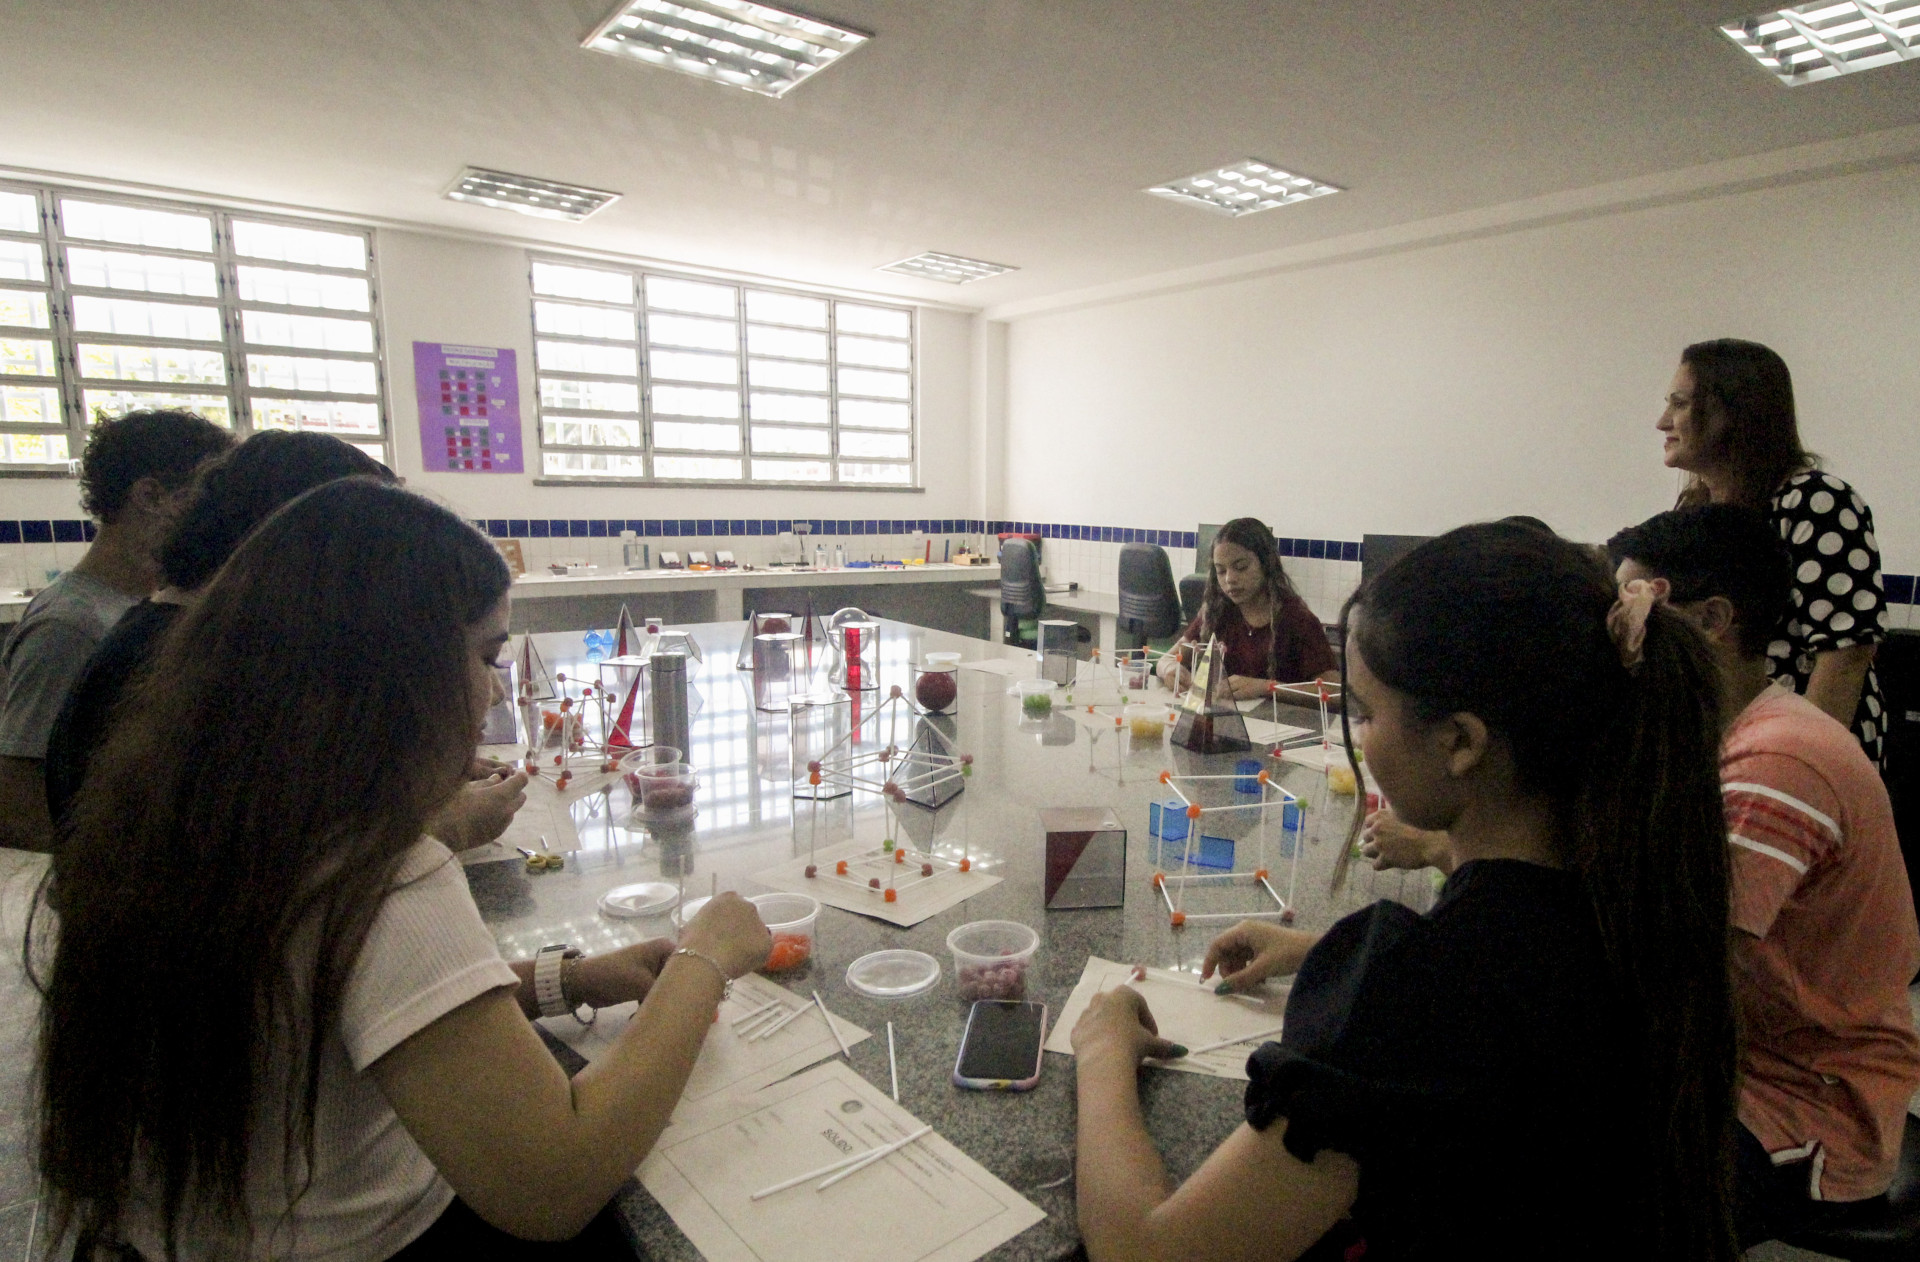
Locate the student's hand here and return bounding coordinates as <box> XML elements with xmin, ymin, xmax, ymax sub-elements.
<box><xmin>678</xmin><ymin>891</ymin><xmax>772</xmax><ymax>979</ymax></box>
<box><xmin>1071</xmin><ymin>985</ymin><xmax>1182</xmax><ymax>1066</ymax></box>
<box><xmin>1226</xmin><ymin>675</ymin><xmax>1273</xmax><ymax>701</ymax></box>
<box><xmin>568</xmin><ymin>939</ymin><xmax>677</xmax><ymax>1009</ymax></box>
<box><xmin>468</xmin><ymin>754</ymin><xmax>512</xmax><ymax>780</ymax></box>
<box><xmin>1157</xmin><ymin>650</ymin><xmax>1192</xmax><ymax>692</ymax></box>
<box><xmin>1201</xmin><ymin>921</ymin><xmax>1320</xmax><ymax>992</ymax></box>
<box><xmin>1361</xmin><ymin>809</ymin><xmax>1455</xmax><ymax>875</ymax></box>
<box><xmin>427</xmin><ymin>770</ymin><xmax>529</xmax><ymax>851</ymax></box>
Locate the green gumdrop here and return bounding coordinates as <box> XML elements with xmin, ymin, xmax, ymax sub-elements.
<box><xmin>882</xmin><ymin>837</ymin><xmax>894</xmax><ymax>852</ymax></box>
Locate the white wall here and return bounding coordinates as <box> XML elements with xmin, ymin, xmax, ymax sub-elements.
<box><xmin>1004</xmin><ymin>162</ymin><xmax>1920</xmax><ymax>584</ymax></box>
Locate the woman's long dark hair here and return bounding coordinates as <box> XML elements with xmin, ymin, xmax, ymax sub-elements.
<box><xmin>1199</xmin><ymin>517</ymin><xmax>1300</xmax><ymax>681</ymax></box>
<box><xmin>1335</xmin><ymin>522</ymin><xmax>1736</xmax><ymax>1261</ymax></box>
<box><xmin>29</xmin><ymin>479</ymin><xmax>511</xmax><ymax>1256</ymax></box>
<box><xmin>1674</xmin><ymin>338</ymin><xmax>1813</xmax><ymax>511</ymax></box>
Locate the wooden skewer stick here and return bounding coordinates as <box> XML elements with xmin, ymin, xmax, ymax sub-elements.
<box><xmin>1171</xmin><ymin>1023</ymin><xmax>1286</xmax><ymax>1059</ymax></box>
<box><xmin>729</xmin><ymin>997</ymin><xmax>782</xmax><ymax>1027</ymax></box>
<box><xmin>736</xmin><ymin>1004</ymin><xmax>790</xmax><ymax>1036</ymax></box>
<box><xmin>813</xmin><ymin>990</ymin><xmax>853</xmax><ymax>1060</ymax></box>
<box><xmin>750</xmin><ymin>1003</ymin><xmax>810</xmax><ymax>1041</ymax></box>
<box><xmin>815</xmin><ymin>1125</ymin><xmax>935</xmax><ymax>1192</ymax></box>
<box><xmin>887</xmin><ymin>1022</ymin><xmax>899</xmax><ymax>1101</ymax></box>
<box><xmin>748</xmin><ymin>1125</ymin><xmax>934</xmax><ymax>1201</ymax></box>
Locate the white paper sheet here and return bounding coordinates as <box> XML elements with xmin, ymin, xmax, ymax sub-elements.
<box><xmin>544</xmin><ymin>973</ymin><xmax>870</xmax><ymax>1117</ymax></box>
<box><xmin>638</xmin><ymin>1059</ymin><xmax>1045</xmax><ymax>1262</ymax></box>
<box><xmin>1044</xmin><ymin>955</ymin><xmax>1289</xmax><ymax>1080</ymax></box>
<box><xmin>458</xmin><ymin>757</ymin><xmax>626</xmax><ymax>865</ymax></box>
<box><xmin>1243</xmin><ymin>717</ymin><xmax>1316</xmax><ymax>746</ymax></box>
<box><xmin>749</xmin><ymin>837</ymin><xmax>1003</xmax><ymax>928</ymax></box>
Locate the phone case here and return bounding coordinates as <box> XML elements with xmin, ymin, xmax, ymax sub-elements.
<box><xmin>951</xmin><ymin>1002</ymin><xmax>1048</xmax><ymax>1092</ymax></box>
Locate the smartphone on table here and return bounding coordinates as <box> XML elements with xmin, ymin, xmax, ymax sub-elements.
<box><xmin>953</xmin><ymin>1000</ymin><xmax>1048</xmax><ymax>1091</ymax></box>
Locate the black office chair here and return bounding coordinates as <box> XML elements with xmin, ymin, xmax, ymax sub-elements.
<box><xmin>1178</xmin><ymin>573</ymin><xmax>1207</xmax><ymax>626</ymax></box>
<box><xmin>1117</xmin><ymin>542</ymin><xmax>1183</xmax><ymax>650</ymax></box>
<box><xmin>1780</xmin><ymin>1112</ymin><xmax>1920</xmax><ymax>1261</ymax></box>
<box><xmin>999</xmin><ymin>538</ymin><xmax>1045</xmax><ymax>648</ymax></box>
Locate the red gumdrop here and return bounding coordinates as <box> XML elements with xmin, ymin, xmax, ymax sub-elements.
<box><xmin>553</xmin><ymin>755</ymin><xmax>563</xmax><ymax>766</ymax></box>
<box><xmin>805</xmin><ymin>864</ymin><xmax>818</xmax><ymax>878</ymax></box>
<box><xmin>556</xmin><ymin>672</ymin><xmax>567</xmax><ymax>682</ymax></box>
<box><xmin>889</xmin><ymin>684</ymin><xmax>903</xmax><ymax>699</ymax></box>
<box><xmin>960</xmin><ymin>754</ymin><xmax>974</xmax><ymax>766</ymax></box>
<box><xmin>869</xmin><ymin>877</ymin><xmax>881</xmax><ymax>888</ymax></box>
<box><xmin>921</xmin><ymin>863</ymin><xmax>933</xmax><ymax>876</ymax></box>
<box><xmin>807</xmin><ymin>760</ymin><xmax>821</xmax><ymax>773</ymax></box>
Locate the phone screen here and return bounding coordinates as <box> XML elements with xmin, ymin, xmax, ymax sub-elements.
<box><xmin>957</xmin><ymin>1001</ymin><xmax>1046</xmax><ymax>1082</ymax></box>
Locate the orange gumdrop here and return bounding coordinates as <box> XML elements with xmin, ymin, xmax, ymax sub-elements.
<box><xmin>883</xmin><ymin>888</ymin><xmax>897</xmax><ymax>903</ymax></box>
<box><xmin>1254</xmin><ymin>867</ymin><xmax>1270</xmax><ymax>880</ymax></box>
<box><xmin>835</xmin><ymin>860</ymin><xmax>849</xmax><ymax>875</ymax></box>
<box><xmin>1170</xmin><ymin>911</ymin><xmax>1187</xmax><ymax>927</ymax></box>
<box><xmin>1186</xmin><ymin>804</ymin><xmax>1203</xmax><ymax>820</ymax></box>
<box><xmin>1257</xmin><ymin>769</ymin><xmax>1270</xmax><ymax>785</ymax></box>
<box><xmin>809</xmin><ymin>771</ymin><xmax>822</xmax><ymax>786</ymax></box>
<box><xmin>894</xmin><ymin>849</ymin><xmax>905</xmax><ymax>864</ymax></box>
<box><xmin>1158</xmin><ymin>770</ymin><xmax>1171</xmax><ymax>784</ymax></box>
<box><xmin>958</xmin><ymin>857</ymin><xmax>971</xmax><ymax>872</ymax></box>
<box><xmin>1151</xmin><ymin>872</ymin><xmax>1165</xmax><ymax>887</ymax></box>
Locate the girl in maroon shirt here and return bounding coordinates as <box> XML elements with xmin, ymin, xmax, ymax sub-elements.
<box><xmin>1159</xmin><ymin>516</ymin><xmax>1338</xmax><ymax>701</ymax></box>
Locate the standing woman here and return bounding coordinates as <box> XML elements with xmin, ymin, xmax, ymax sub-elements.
<box><xmin>1157</xmin><ymin>516</ymin><xmax>1337</xmax><ymax>700</ymax></box>
<box><xmin>1660</xmin><ymin>338</ymin><xmax>1889</xmax><ymax>766</ymax></box>
<box><xmin>31</xmin><ymin>479</ymin><xmax>770</xmax><ymax>1260</ymax></box>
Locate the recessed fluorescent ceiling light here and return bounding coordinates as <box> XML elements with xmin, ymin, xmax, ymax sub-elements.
<box><xmin>1146</xmin><ymin>159</ymin><xmax>1341</xmax><ymax>217</ymax></box>
<box><xmin>444</xmin><ymin>167</ymin><xmax>621</xmax><ymax>222</ymax></box>
<box><xmin>583</xmin><ymin>0</ymin><xmax>869</xmax><ymax>98</ymax></box>
<box><xmin>1722</xmin><ymin>1</ymin><xmax>1920</xmax><ymax>85</ymax></box>
<box><xmin>878</xmin><ymin>252</ymin><xmax>1018</xmax><ymax>284</ymax></box>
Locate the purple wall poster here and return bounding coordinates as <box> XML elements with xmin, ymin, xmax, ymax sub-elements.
<box><xmin>414</xmin><ymin>342</ymin><xmax>524</xmax><ymax>473</ymax></box>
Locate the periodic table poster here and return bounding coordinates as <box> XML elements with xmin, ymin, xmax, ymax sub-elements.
<box><xmin>413</xmin><ymin>342</ymin><xmax>524</xmax><ymax>473</ymax></box>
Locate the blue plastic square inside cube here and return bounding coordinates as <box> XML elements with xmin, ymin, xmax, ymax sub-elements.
<box><xmin>1150</xmin><ymin>833</ymin><xmax>1235</xmax><ymax>870</ymax></box>
<box><xmin>1148</xmin><ymin>799</ymin><xmax>1189</xmax><ymax>841</ymax></box>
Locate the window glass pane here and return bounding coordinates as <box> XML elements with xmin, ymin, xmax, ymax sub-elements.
<box><xmin>0</xmin><ymin>240</ymin><xmax>44</xmax><ymax>283</ymax></box>
<box><xmin>648</xmin><ymin>313</ymin><xmax>736</xmax><ymax>352</ymax></box>
<box><xmin>645</xmin><ymin>276</ymin><xmax>735</xmax><ymax>318</ymax></box>
<box><xmin>80</xmin><ymin>344</ymin><xmax>226</xmax><ymax>385</ymax></box>
<box><xmin>539</xmin><ymin>377</ymin><xmax>639</xmax><ymax>413</ymax></box>
<box><xmin>83</xmin><ymin>389</ymin><xmax>231</xmax><ymax>427</ymax></box>
<box><xmin>0</xmin><ymin>431</ymin><xmax>68</xmax><ymax>463</ymax></box>
<box><xmin>653</xmin><ymin>421</ymin><xmax>740</xmax><ymax>452</ymax></box>
<box><xmin>543</xmin><ymin>417</ymin><xmax>642</xmax><ymax>447</ymax></box>
<box><xmin>251</xmin><ymin>398</ymin><xmax>380</xmax><ymax>435</ymax></box>
<box><xmin>532</xmin><ymin>262</ymin><xmax>633</xmax><ymax>305</ymax></box>
<box><xmin>839</xmin><ymin>398</ymin><xmax>910</xmax><ymax>429</ymax></box>
<box><xmin>534</xmin><ymin>300</ymin><xmax>636</xmax><ymax>341</ymax></box>
<box><xmin>748</xmin><ymin>358</ymin><xmax>827</xmax><ymax>392</ymax></box>
<box><xmin>61</xmin><ymin>200</ymin><xmax>214</xmax><ymax>253</ymax></box>
<box><xmin>544</xmin><ymin>450</ymin><xmax>647</xmax><ymax>477</ymax></box>
<box><xmin>751</xmin><ymin>458</ymin><xmax>831</xmax><ymax>481</ymax></box>
<box><xmin>1</xmin><ymin>338</ymin><xmax>56</xmax><ymax>376</ymax></box>
<box><xmin>1</xmin><ymin>383</ymin><xmax>61</xmax><ymax>424</ymax></box>
<box><xmin>231</xmin><ymin>220</ymin><xmax>366</xmax><ymax>270</ymax></box>
<box><xmin>837</xmin><ymin>367</ymin><xmax>910</xmax><ymax>400</ymax></box>
<box><xmin>837</xmin><ymin>334</ymin><xmax>911</xmax><ymax>370</ymax></box>
<box><xmin>652</xmin><ymin>384</ymin><xmax>739</xmax><ymax>419</ymax></box>
<box><xmin>67</xmin><ymin>248</ymin><xmax>218</xmax><ymax>297</ymax></box>
<box><xmin>835</xmin><ymin>304</ymin><xmax>910</xmax><ymax>338</ymax></box>
<box><xmin>351</xmin><ymin>442</ymin><xmax>386</xmax><ymax>461</ymax></box>
<box><xmin>0</xmin><ymin>191</ymin><xmax>38</xmax><ymax>234</ymax></box>
<box><xmin>653</xmin><ymin>455</ymin><xmax>741</xmax><ymax>479</ymax></box>
<box><xmin>745</xmin><ymin>290</ymin><xmax>827</xmax><ymax>328</ymax></box>
<box><xmin>236</xmin><ymin>265</ymin><xmax>370</xmax><ymax>312</ymax></box>
<box><xmin>750</xmin><ymin>426</ymin><xmax>830</xmax><ymax>455</ymax></box>
<box><xmin>0</xmin><ymin>288</ymin><xmax>50</xmax><ymax>329</ymax></box>
<box><xmin>838</xmin><ymin>460</ymin><xmax>911</xmax><ymax>484</ymax></box>
<box><xmin>245</xmin><ymin>354</ymin><xmax>375</xmax><ymax>394</ymax></box>
<box><xmin>746</xmin><ymin>324</ymin><xmax>826</xmax><ymax>360</ymax></box>
<box><xmin>537</xmin><ymin>340</ymin><xmax>637</xmax><ymax>377</ymax></box>
<box><xmin>240</xmin><ymin>310</ymin><xmax>374</xmax><ymax>353</ymax></box>
<box><xmin>73</xmin><ymin>295</ymin><xmax>223</xmax><ymax>341</ymax></box>
<box><xmin>748</xmin><ymin>391</ymin><xmax>828</xmax><ymax>424</ymax></box>
<box><xmin>650</xmin><ymin>349</ymin><xmax>737</xmax><ymax>384</ymax></box>
<box><xmin>839</xmin><ymin>429</ymin><xmax>911</xmax><ymax>460</ymax></box>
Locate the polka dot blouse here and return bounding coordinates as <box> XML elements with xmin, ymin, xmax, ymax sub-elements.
<box><xmin>1768</xmin><ymin>469</ymin><xmax>1889</xmax><ymax>768</ymax></box>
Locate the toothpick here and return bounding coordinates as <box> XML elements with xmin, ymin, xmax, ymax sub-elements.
<box><xmin>1172</xmin><ymin>1023</ymin><xmax>1286</xmax><ymax>1058</ymax></box>
<box><xmin>736</xmin><ymin>1004</ymin><xmax>789</xmax><ymax>1036</ymax></box>
<box><xmin>750</xmin><ymin>1002</ymin><xmax>810</xmax><ymax>1041</ymax></box>
<box><xmin>749</xmin><ymin>1125</ymin><xmax>933</xmax><ymax>1200</ymax></box>
<box><xmin>729</xmin><ymin>997</ymin><xmax>782</xmax><ymax>1028</ymax></box>
<box><xmin>887</xmin><ymin>1022</ymin><xmax>899</xmax><ymax>1101</ymax></box>
<box><xmin>815</xmin><ymin>1126</ymin><xmax>934</xmax><ymax>1191</ymax></box>
<box><xmin>813</xmin><ymin>990</ymin><xmax>853</xmax><ymax>1060</ymax></box>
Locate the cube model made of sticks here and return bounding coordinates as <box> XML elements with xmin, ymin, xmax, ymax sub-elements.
<box><xmin>1042</xmin><ymin>806</ymin><xmax>1126</xmax><ymax>909</ymax></box>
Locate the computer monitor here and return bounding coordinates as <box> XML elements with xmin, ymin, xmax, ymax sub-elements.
<box><xmin>1360</xmin><ymin>534</ymin><xmax>1432</xmax><ymax>587</ymax></box>
<box><xmin>1193</xmin><ymin>523</ymin><xmax>1221</xmax><ymax>572</ymax></box>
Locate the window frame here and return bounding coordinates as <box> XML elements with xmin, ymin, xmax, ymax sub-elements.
<box><xmin>0</xmin><ymin>180</ymin><xmax>388</xmax><ymax>475</ymax></box>
<box><xmin>527</xmin><ymin>253</ymin><xmax>918</xmax><ymax>490</ymax></box>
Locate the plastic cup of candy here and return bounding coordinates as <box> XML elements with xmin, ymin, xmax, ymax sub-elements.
<box><xmin>619</xmin><ymin>745</ymin><xmax>682</xmax><ymax>794</ymax></box>
<box><xmin>947</xmin><ymin>919</ymin><xmax>1040</xmax><ymax>1001</ymax></box>
<box><xmin>750</xmin><ymin>892</ymin><xmax>820</xmax><ymax>973</ymax></box>
<box><xmin>914</xmin><ymin>661</ymin><xmax>960</xmax><ymax>713</ymax></box>
<box><xmin>1014</xmin><ymin>679</ymin><xmax>1057</xmax><ymax>719</ymax></box>
<box><xmin>1123</xmin><ymin>703</ymin><xmax>1167</xmax><ymax>744</ymax></box>
<box><xmin>633</xmin><ymin>761</ymin><xmax>697</xmax><ymax>817</ymax></box>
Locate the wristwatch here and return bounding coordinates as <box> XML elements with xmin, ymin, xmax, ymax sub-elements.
<box><xmin>534</xmin><ymin>943</ymin><xmax>583</xmax><ymax>1018</ymax></box>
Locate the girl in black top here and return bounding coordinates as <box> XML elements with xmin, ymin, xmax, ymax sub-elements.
<box><xmin>1071</xmin><ymin>523</ymin><xmax>1739</xmax><ymax>1261</ymax></box>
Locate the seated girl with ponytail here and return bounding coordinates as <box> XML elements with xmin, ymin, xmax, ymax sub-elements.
<box><xmin>1072</xmin><ymin>521</ymin><xmax>1739</xmax><ymax>1261</ymax></box>
<box><xmin>1157</xmin><ymin>516</ymin><xmax>1337</xmax><ymax>702</ymax></box>
<box><xmin>31</xmin><ymin>479</ymin><xmax>772</xmax><ymax>1261</ymax></box>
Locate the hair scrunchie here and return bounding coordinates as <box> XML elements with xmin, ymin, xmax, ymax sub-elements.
<box><xmin>1606</xmin><ymin>577</ymin><xmax>1671</xmax><ymax>672</ymax></box>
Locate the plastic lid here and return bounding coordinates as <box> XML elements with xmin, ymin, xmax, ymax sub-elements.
<box><xmin>599</xmin><ymin>882</ymin><xmax>680</xmax><ymax>919</ymax></box>
<box><xmin>845</xmin><ymin>949</ymin><xmax>941</xmax><ymax>998</ymax></box>
<box><xmin>671</xmin><ymin>894</ymin><xmax>711</xmax><ymax>928</ymax></box>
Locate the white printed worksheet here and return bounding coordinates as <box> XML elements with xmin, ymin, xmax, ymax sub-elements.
<box><xmin>1045</xmin><ymin>955</ymin><xmax>1289</xmax><ymax>1080</ymax></box>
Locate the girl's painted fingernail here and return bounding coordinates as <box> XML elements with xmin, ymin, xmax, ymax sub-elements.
<box><xmin>1168</xmin><ymin>1045</ymin><xmax>1190</xmax><ymax>1058</ymax></box>
<box><xmin>1214</xmin><ymin>982</ymin><xmax>1234</xmax><ymax>995</ymax></box>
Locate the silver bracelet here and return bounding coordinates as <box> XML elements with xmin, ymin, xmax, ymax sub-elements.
<box><xmin>671</xmin><ymin>946</ymin><xmax>732</xmax><ymax>999</ymax></box>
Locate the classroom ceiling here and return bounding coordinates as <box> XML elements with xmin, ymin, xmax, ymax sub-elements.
<box><xmin>2</xmin><ymin>0</ymin><xmax>1918</xmax><ymax>311</ymax></box>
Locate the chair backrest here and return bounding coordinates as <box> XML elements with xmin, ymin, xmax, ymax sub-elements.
<box><xmin>1116</xmin><ymin>542</ymin><xmax>1182</xmax><ymax>638</ymax></box>
<box><xmin>999</xmin><ymin>538</ymin><xmax>1044</xmax><ymax>619</ymax></box>
<box><xmin>1178</xmin><ymin>573</ymin><xmax>1207</xmax><ymax>626</ymax></box>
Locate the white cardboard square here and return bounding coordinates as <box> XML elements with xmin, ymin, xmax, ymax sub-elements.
<box><xmin>749</xmin><ymin>837</ymin><xmax>1002</xmax><ymax>928</ymax></box>
<box><xmin>1044</xmin><ymin>955</ymin><xmax>1289</xmax><ymax>1081</ymax></box>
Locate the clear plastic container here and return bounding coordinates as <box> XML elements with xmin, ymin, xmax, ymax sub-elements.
<box><xmin>912</xmin><ymin>659</ymin><xmax>960</xmax><ymax>713</ymax></box>
<box><xmin>1013</xmin><ymin>678</ymin><xmax>1057</xmax><ymax>719</ymax></box>
<box><xmin>1123</xmin><ymin>703</ymin><xmax>1168</xmax><ymax>744</ymax></box>
<box><xmin>631</xmin><ymin>760</ymin><xmax>696</xmax><ymax>817</ymax></box>
<box><xmin>947</xmin><ymin>919</ymin><xmax>1040</xmax><ymax>1001</ymax></box>
<box><xmin>751</xmin><ymin>892</ymin><xmax>820</xmax><ymax>973</ymax></box>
